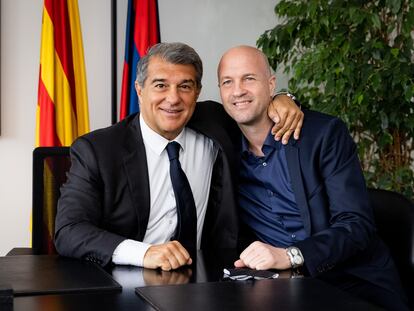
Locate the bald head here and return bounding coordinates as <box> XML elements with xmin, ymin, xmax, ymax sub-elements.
<box><xmin>218</xmin><ymin>45</ymin><xmax>272</xmax><ymax>80</ymax></box>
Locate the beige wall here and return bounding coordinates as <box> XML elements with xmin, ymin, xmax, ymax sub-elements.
<box><xmin>0</xmin><ymin>0</ymin><xmax>281</xmax><ymax>255</ymax></box>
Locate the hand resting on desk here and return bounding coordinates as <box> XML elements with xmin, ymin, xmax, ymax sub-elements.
<box><xmin>235</xmin><ymin>241</ymin><xmax>291</xmax><ymax>270</ymax></box>
<box><xmin>143</xmin><ymin>240</ymin><xmax>192</xmax><ymax>271</ymax></box>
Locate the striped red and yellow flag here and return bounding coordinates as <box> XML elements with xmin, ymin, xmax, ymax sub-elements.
<box><xmin>35</xmin><ymin>0</ymin><xmax>89</xmax><ymax>254</ymax></box>
<box><xmin>36</xmin><ymin>0</ymin><xmax>89</xmax><ymax>147</ymax></box>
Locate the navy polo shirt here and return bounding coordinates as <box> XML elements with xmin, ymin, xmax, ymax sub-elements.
<box><xmin>239</xmin><ymin>131</ymin><xmax>307</xmax><ymax>248</ymax></box>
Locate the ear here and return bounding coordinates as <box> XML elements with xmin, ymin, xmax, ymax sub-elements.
<box><xmin>135</xmin><ymin>81</ymin><xmax>143</xmax><ymax>101</ymax></box>
<box><xmin>268</xmin><ymin>75</ymin><xmax>276</xmax><ymax>95</ymax></box>
<box><xmin>195</xmin><ymin>86</ymin><xmax>202</xmax><ymax>101</ymax></box>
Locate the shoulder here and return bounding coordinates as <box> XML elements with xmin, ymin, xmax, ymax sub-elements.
<box><xmin>295</xmin><ymin>109</ymin><xmax>355</xmax><ymax>159</ymax></box>
<box><xmin>83</xmin><ymin>113</ymin><xmax>137</xmax><ymax>140</ymax></box>
<box><xmin>189</xmin><ymin>100</ymin><xmax>239</xmax><ymax>138</ymax></box>
<box><xmin>190</xmin><ymin>100</ymin><xmax>230</xmax><ymax>124</ymax></box>
<box><xmin>302</xmin><ymin>109</ymin><xmax>342</xmax><ymax>127</ymax></box>
<box><xmin>70</xmin><ymin>113</ymin><xmax>140</xmax><ymax>161</ymax></box>
<box><xmin>75</xmin><ymin>113</ymin><xmax>138</xmax><ymax>146</ymax></box>
<box><xmin>297</xmin><ymin>109</ymin><xmax>357</xmax><ymax>166</ymax></box>
<box><xmin>301</xmin><ymin>109</ymin><xmax>350</xmax><ymax>139</ymax></box>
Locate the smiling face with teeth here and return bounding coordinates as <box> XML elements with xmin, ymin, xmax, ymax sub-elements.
<box><xmin>135</xmin><ymin>56</ymin><xmax>201</xmax><ymax>140</ymax></box>
<box><xmin>218</xmin><ymin>46</ymin><xmax>276</xmax><ymax>129</ymax></box>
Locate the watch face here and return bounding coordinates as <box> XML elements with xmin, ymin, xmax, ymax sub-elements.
<box><xmin>293</xmin><ymin>255</ymin><xmax>303</xmax><ymax>265</ymax></box>
<box><xmin>287</xmin><ymin>247</ymin><xmax>304</xmax><ymax>267</ymax></box>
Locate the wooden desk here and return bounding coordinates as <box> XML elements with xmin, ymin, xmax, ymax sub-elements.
<box><xmin>6</xmin><ymin>249</ymin><xmax>381</xmax><ymax>311</ymax></box>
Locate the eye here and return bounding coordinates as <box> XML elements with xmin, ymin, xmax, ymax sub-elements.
<box><xmin>154</xmin><ymin>83</ymin><xmax>166</xmax><ymax>89</ymax></box>
<box><xmin>179</xmin><ymin>84</ymin><xmax>194</xmax><ymax>91</ymax></box>
<box><xmin>220</xmin><ymin>79</ymin><xmax>232</xmax><ymax>87</ymax></box>
<box><xmin>244</xmin><ymin>76</ymin><xmax>256</xmax><ymax>82</ymax></box>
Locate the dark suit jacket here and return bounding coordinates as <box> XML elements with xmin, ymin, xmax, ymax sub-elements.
<box><xmin>278</xmin><ymin>109</ymin><xmax>403</xmax><ymax>297</ymax></box>
<box><xmin>55</xmin><ymin>101</ymin><xmax>240</xmax><ymax>266</ymax></box>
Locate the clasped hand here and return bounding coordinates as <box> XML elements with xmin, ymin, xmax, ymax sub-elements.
<box><xmin>143</xmin><ymin>240</ymin><xmax>192</xmax><ymax>271</ymax></box>
<box><xmin>235</xmin><ymin>241</ymin><xmax>291</xmax><ymax>270</ymax></box>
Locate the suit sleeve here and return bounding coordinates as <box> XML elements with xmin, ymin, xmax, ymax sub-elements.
<box><xmin>294</xmin><ymin>118</ymin><xmax>376</xmax><ymax>276</ymax></box>
<box><xmin>54</xmin><ymin>137</ymin><xmax>126</xmax><ymax>266</ymax></box>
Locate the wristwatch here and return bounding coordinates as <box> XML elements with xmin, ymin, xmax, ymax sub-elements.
<box><xmin>286</xmin><ymin>246</ymin><xmax>304</xmax><ymax>269</ymax></box>
<box><xmin>273</xmin><ymin>92</ymin><xmax>301</xmax><ymax>109</ymax></box>
<box><xmin>273</xmin><ymin>91</ymin><xmax>296</xmax><ymax>101</ymax></box>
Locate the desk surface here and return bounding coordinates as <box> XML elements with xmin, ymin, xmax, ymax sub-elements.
<box><xmin>8</xmin><ymin>249</ymin><xmax>381</xmax><ymax>311</ymax></box>
<box><xmin>136</xmin><ymin>278</ymin><xmax>381</xmax><ymax>311</ymax></box>
<box><xmin>0</xmin><ymin>255</ymin><xmax>121</xmax><ymax>296</ymax></box>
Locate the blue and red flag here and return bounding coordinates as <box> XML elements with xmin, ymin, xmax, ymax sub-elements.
<box><xmin>120</xmin><ymin>0</ymin><xmax>160</xmax><ymax>120</ymax></box>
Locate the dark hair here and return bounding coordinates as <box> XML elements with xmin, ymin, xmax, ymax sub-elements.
<box><xmin>136</xmin><ymin>42</ymin><xmax>203</xmax><ymax>89</ymax></box>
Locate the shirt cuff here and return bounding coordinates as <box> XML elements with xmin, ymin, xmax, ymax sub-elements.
<box><xmin>112</xmin><ymin>239</ymin><xmax>152</xmax><ymax>267</ymax></box>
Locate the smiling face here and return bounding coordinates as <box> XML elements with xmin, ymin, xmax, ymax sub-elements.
<box><xmin>136</xmin><ymin>56</ymin><xmax>201</xmax><ymax>140</ymax></box>
<box><xmin>218</xmin><ymin>46</ymin><xmax>275</xmax><ymax>128</ymax></box>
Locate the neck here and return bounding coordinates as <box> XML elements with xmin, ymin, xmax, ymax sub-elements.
<box><xmin>239</xmin><ymin>118</ymin><xmax>273</xmax><ymax>157</ymax></box>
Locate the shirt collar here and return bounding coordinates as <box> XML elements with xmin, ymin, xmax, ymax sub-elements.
<box><xmin>241</xmin><ymin>129</ymin><xmax>281</xmax><ymax>157</ymax></box>
<box><xmin>139</xmin><ymin>115</ymin><xmax>187</xmax><ymax>156</ymax></box>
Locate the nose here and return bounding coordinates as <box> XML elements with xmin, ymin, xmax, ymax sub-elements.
<box><xmin>232</xmin><ymin>81</ymin><xmax>247</xmax><ymax>98</ymax></box>
<box><xmin>166</xmin><ymin>87</ymin><xmax>180</xmax><ymax>104</ymax></box>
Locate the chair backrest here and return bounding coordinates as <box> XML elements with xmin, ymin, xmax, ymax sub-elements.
<box><xmin>32</xmin><ymin>147</ymin><xmax>71</xmax><ymax>254</ymax></box>
<box><xmin>368</xmin><ymin>188</ymin><xmax>414</xmax><ymax>301</ymax></box>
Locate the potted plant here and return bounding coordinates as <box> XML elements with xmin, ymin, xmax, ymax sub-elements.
<box><xmin>258</xmin><ymin>0</ymin><xmax>414</xmax><ymax>198</ymax></box>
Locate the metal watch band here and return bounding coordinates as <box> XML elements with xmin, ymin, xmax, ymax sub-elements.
<box><xmin>273</xmin><ymin>91</ymin><xmax>297</xmax><ymax>101</ymax></box>
<box><xmin>272</xmin><ymin>92</ymin><xmax>301</xmax><ymax>109</ymax></box>
<box><xmin>286</xmin><ymin>246</ymin><xmax>304</xmax><ymax>269</ymax></box>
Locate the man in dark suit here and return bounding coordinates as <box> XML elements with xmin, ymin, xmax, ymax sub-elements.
<box><xmin>54</xmin><ymin>42</ymin><xmax>302</xmax><ymax>272</ymax></box>
<box><xmin>218</xmin><ymin>45</ymin><xmax>408</xmax><ymax>311</ymax></box>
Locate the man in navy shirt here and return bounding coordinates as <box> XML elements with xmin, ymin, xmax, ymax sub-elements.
<box><xmin>217</xmin><ymin>45</ymin><xmax>408</xmax><ymax>311</ymax></box>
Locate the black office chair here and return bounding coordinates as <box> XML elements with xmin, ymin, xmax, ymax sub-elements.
<box><xmin>32</xmin><ymin>147</ymin><xmax>71</xmax><ymax>254</ymax></box>
<box><xmin>368</xmin><ymin>188</ymin><xmax>414</xmax><ymax>306</ymax></box>
<box><xmin>6</xmin><ymin>147</ymin><xmax>71</xmax><ymax>256</ymax></box>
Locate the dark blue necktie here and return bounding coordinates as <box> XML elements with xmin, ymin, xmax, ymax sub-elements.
<box><xmin>166</xmin><ymin>141</ymin><xmax>197</xmax><ymax>252</ymax></box>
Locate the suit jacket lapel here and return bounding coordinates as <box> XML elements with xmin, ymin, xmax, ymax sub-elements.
<box><xmin>285</xmin><ymin>140</ymin><xmax>312</xmax><ymax>236</ymax></box>
<box><xmin>122</xmin><ymin>114</ymin><xmax>151</xmax><ymax>240</ymax></box>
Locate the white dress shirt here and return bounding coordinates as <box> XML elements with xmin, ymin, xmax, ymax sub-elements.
<box><xmin>112</xmin><ymin>115</ymin><xmax>218</xmax><ymax>266</ymax></box>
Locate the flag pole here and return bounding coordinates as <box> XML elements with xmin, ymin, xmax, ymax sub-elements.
<box><xmin>111</xmin><ymin>0</ymin><xmax>117</xmax><ymax>125</ymax></box>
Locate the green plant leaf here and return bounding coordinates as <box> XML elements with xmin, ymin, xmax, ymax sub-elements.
<box><xmin>260</xmin><ymin>0</ymin><xmax>414</xmax><ymax>199</ymax></box>
<box><xmin>370</xmin><ymin>14</ymin><xmax>381</xmax><ymax>29</ymax></box>
<box><xmin>386</xmin><ymin>0</ymin><xmax>402</xmax><ymax>14</ymax></box>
